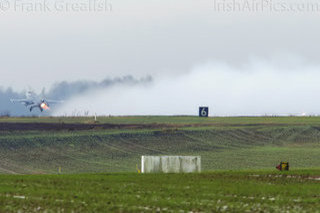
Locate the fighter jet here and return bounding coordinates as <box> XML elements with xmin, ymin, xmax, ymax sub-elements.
<box><xmin>10</xmin><ymin>90</ymin><xmax>63</xmax><ymax>112</ymax></box>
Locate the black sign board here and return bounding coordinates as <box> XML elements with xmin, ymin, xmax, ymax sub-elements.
<box><xmin>199</xmin><ymin>107</ymin><xmax>209</xmax><ymax>117</ymax></box>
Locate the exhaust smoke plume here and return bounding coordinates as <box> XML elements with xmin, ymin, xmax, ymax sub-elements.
<box><xmin>53</xmin><ymin>58</ymin><xmax>320</xmax><ymax>116</ymax></box>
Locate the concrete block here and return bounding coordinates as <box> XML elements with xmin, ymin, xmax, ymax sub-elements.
<box><xmin>141</xmin><ymin>156</ymin><xmax>201</xmax><ymax>173</ymax></box>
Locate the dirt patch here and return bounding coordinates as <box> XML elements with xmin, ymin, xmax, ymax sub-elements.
<box><xmin>0</xmin><ymin>122</ymin><xmax>287</xmax><ymax>132</ymax></box>
<box><xmin>0</xmin><ymin>122</ymin><xmax>178</xmax><ymax>131</ymax></box>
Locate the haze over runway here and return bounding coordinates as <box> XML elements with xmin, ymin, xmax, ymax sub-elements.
<box><xmin>1</xmin><ymin>0</ymin><xmax>320</xmax><ymax>116</ymax></box>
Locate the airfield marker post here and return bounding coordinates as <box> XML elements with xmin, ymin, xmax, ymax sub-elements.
<box><xmin>199</xmin><ymin>107</ymin><xmax>209</xmax><ymax>117</ymax></box>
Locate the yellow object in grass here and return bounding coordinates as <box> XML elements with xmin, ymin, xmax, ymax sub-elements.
<box><xmin>136</xmin><ymin>164</ymin><xmax>141</xmax><ymax>173</ymax></box>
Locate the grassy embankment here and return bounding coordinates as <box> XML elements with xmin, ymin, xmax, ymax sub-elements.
<box><xmin>0</xmin><ymin>116</ymin><xmax>319</xmax><ymax>174</ymax></box>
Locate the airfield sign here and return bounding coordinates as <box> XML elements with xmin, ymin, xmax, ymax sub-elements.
<box><xmin>199</xmin><ymin>107</ymin><xmax>209</xmax><ymax>117</ymax></box>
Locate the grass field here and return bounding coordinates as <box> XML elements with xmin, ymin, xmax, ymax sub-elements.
<box><xmin>3</xmin><ymin>115</ymin><xmax>320</xmax><ymax>125</ymax></box>
<box><xmin>0</xmin><ymin>116</ymin><xmax>320</xmax><ymax>174</ymax></box>
<box><xmin>0</xmin><ymin>116</ymin><xmax>319</xmax><ymax>212</ymax></box>
<box><xmin>0</xmin><ymin>170</ymin><xmax>319</xmax><ymax>212</ymax></box>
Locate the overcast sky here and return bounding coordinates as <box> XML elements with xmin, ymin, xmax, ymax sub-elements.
<box><xmin>1</xmin><ymin>0</ymin><xmax>320</xmax><ymax>115</ymax></box>
<box><xmin>1</xmin><ymin>0</ymin><xmax>319</xmax><ymax>90</ymax></box>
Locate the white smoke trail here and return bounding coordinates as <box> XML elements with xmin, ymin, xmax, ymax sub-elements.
<box><xmin>53</xmin><ymin>58</ymin><xmax>320</xmax><ymax>116</ymax></box>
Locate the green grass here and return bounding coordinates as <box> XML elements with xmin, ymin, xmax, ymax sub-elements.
<box><xmin>0</xmin><ymin>116</ymin><xmax>320</xmax><ymax>174</ymax></box>
<box><xmin>3</xmin><ymin>115</ymin><xmax>320</xmax><ymax>125</ymax></box>
<box><xmin>0</xmin><ymin>123</ymin><xmax>320</xmax><ymax>174</ymax></box>
<box><xmin>0</xmin><ymin>170</ymin><xmax>319</xmax><ymax>212</ymax></box>
<box><xmin>1</xmin><ymin>116</ymin><xmax>320</xmax><ymax>212</ymax></box>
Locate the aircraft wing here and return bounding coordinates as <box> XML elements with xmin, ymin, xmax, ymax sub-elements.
<box><xmin>10</xmin><ymin>99</ymin><xmax>34</xmax><ymax>106</ymax></box>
